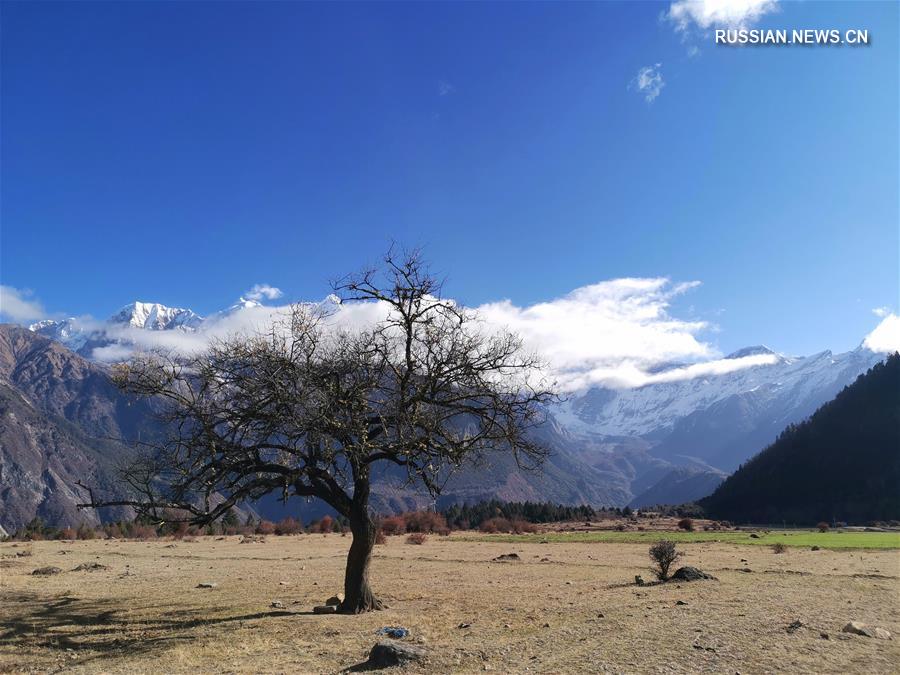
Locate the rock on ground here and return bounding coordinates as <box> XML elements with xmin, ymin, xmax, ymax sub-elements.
<box><xmin>365</xmin><ymin>639</ymin><xmax>426</xmax><ymax>668</ymax></box>
<box><xmin>671</xmin><ymin>566</ymin><xmax>716</xmax><ymax>582</ymax></box>
<box><xmin>32</xmin><ymin>567</ymin><xmax>62</xmax><ymax>575</ymax></box>
<box><xmin>842</xmin><ymin>622</ymin><xmax>892</xmax><ymax>639</ymax></box>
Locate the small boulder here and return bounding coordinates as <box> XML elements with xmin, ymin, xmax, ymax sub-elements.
<box><xmin>271</xmin><ymin>600</ymin><xmax>285</xmax><ymax>609</ymax></box>
<box><xmin>196</xmin><ymin>582</ymin><xmax>218</xmax><ymax>589</ymax></box>
<box><xmin>492</xmin><ymin>553</ymin><xmax>520</xmax><ymax>562</ymax></box>
<box><xmin>842</xmin><ymin>622</ymin><xmax>891</xmax><ymax>639</ymax></box>
<box><xmin>313</xmin><ymin>605</ymin><xmax>338</xmax><ymax>614</ymax></box>
<box><xmin>749</xmin><ymin>533</ymin><xmax>760</xmax><ymax>539</ymax></box>
<box><xmin>365</xmin><ymin>639</ymin><xmax>426</xmax><ymax>668</ymax></box>
<box><xmin>671</xmin><ymin>567</ymin><xmax>716</xmax><ymax>582</ymax></box>
<box><xmin>32</xmin><ymin>566</ymin><xmax>62</xmax><ymax>576</ymax></box>
<box><xmin>72</xmin><ymin>562</ymin><xmax>109</xmax><ymax>572</ymax></box>
<box><xmin>325</xmin><ymin>594</ymin><xmax>344</xmax><ymax>607</ymax></box>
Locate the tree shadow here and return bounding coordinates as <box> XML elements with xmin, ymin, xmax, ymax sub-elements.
<box><xmin>0</xmin><ymin>591</ymin><xmax>302</xmax><ymax>667</ymax></box>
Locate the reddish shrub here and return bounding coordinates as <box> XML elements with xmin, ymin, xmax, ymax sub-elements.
<box><xmin>375</xmin><ymin>530</ymin><xmax>387</xmax><ymax>545</ymax></box>
<box><xmin>406</xmin><ymin>532</ymin><xmax>427</xmax><ymax>545</ymax></box>
<box><xmin>403</xmin><ymin>511</ymin><xmax>448</xmax><ymax>533</ymax></box>
<box><xmin>255</xmin><ymin>520</ymin><xmax>276</xmax><ymax>535</ymax></box>
<box><xmin>59</xmin><ymin>527</ymin><xmax>77</xmax><ymax>540</ymax></box>
<box><xmin>510</xmin><ymin>519</ymin><xmax>538</xmax><ymax>534</ymax></box>
<box><xmin>317</xmin><ymin>515</ymin><xmax>334</xmax><ymax>534</ymax></box>
<box><xmin>274</xmin><ymin>517</ymin><xmax>303</xmax><ymax>535</ymax></box>
<box><xmin>677</xmin><ymin>518</ymin><xmax>694</xmax><ymax>532</ymax></box>
<box><xmin>380</xmin><ymin>516</ymin><xmax>406</xmax><ymax>536</ymax></box>
<box><xmin>130</xmin><ymin>524</ymin><xmax>157</xmax><ymax>540</ymax></box>
<box><xmin>816</xmin><ymin>522</ymin><xmax>830</xmax><ymax>533</ymax></box>
<box><xmin>480</xmin><ymin>517</ymin><xmax>512</xmax><ymax>534</ymax></box>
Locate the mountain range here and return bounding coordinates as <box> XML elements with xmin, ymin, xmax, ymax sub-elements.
<box><xmin>0</xmin><ymin>297</ymin><xmax>890</xmax><ymax>532</ymax></box>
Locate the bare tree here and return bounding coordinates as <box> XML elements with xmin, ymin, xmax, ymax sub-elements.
<box><xmin>78</xmin><ymin>250</ymin><xmax>556</xmax><ymax>613</ymax></box>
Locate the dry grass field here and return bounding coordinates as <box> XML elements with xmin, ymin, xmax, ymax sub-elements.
<box><xmin>1</xmin><ymin>532</ymin><xmax>898</xmax><ymax>674</ymax></box>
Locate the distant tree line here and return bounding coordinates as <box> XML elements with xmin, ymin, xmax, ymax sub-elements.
<box><xmin>441</xmin><ymin>499</ymin><xmax>600</xmax><ymax>529</ymax></box>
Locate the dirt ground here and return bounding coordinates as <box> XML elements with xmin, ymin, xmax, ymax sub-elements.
<box><xmin>1</xmin><ymin>533</ymin><xmax>898</xmax><ymax>674</ymax></box>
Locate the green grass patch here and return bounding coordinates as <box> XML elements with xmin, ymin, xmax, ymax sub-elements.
<box><xmin>461</xmin><ymin>529</ymin><xmax>900</xmax><ymax>549</ymax></box>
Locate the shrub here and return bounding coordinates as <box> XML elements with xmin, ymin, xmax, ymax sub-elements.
<box><xmin>403</xmin><ymin>511</ymin><xmax>448</xmax><ymax>533</ymax></box>
<box><xmin>479</xmin><ymin>517</ymin><xmax>512</xmax><ymax>534</ymax></box>
<box><xmin>816</xmin><ymin>522</ymin><xmax>829</xmax><ymax>533</ymax></box>
<box><xmin>379</xmin><ymin>516</ymin><xmax>406</xmax><ymax>536</ymax></box>
<box><xmin>316</xmin><ymin>515</ymin><xmax>334</xmax><ymax>534</ymax></box>
<box><xmin>59</xmin><ymin>527</ymin><xmax>77</xmax><ymax>540</ymax></box>
<box><xmin>649</xmin><ymin>539</ymin><xmax>683</xmax><ymax>581</ymax></box>
<box><xmin>130</xmin><ymin>524</ymin><xmax>157</xmax><ymax>540</ymax></box>
<box><xmin>406</xmin><ymin>532</ymin><xmax>428</xmax><ymax>545</ymax></box>
<box><xmin>677</xmin><ymin>518</ymin><xmax>694</xmax><ymax>532</ymax></box>
<box><xmin>510</xmin><ymin>519</ymin><xmax>538</xmax><ymax>534</ymax></box>
<box><xmin>375</xmin><ymin>530</ymin><xmax>387</xmax><ymax>545</ymax></box>
<box><xmin>772</xmin><ymin>542</ymin><xmax>787</xmax><ymax>554</ymax></box>
<box><xmin>76</xmin><ymin>524</ymin><xmax>97</xmax><ymax>540</ymax></box>
<box><xmin>274</xmin><ymin>517</ymin><xmax>303</xmax><ymax>535</ymax></box>
<box><xmin>615</xmin><ymin>523</ymin><xmax>626</xmax><ymax>532</ymax></box>
<box><xmin>255</xmin><ymin>520</ymin><xmax>276</xmax><ymax>535</ymax></box>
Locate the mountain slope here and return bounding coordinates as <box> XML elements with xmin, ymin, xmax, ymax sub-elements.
<box><xmin>628</xmin><ymin>466</ymin><xmax>726</xmax><ymax>508</ymax></box>
<box><xmin>556</xmin><ymin>346</ymin><xmax>884</xmax><ymax>473</ymax></box>
<box><xmin>0</xmin><ymin>324</ymin><xmax>158</xmax><ymax>532</ymax></box>
<box><xmin>700</xmin><ymin>353</ymin><xmax>900</xmax><ymax>524</ymax></box>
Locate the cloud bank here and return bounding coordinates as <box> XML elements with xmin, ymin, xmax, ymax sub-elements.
<box><xmin>88</xmin><ymin>278</ymin><xmax>739</xmax><ymax>391</ymax></box>
<box><xmin>21</xmin><ymin>277</ymin><xmax>887</xmax><ymax>392</ymax></box>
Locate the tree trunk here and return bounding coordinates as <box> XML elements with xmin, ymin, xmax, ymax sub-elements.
<box><xmin>339</xmin><ymin>505</ymin><xmax>385</xmax><ymax>613</ymax></box>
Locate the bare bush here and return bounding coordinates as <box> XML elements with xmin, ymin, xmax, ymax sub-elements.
<box><xmin>677</xmin><ymin>518</ymin><xmax>694</xmax><ymax>532</ymax></box>
<box><xmin>406</xmin><ymin>533</ymin><xmax>428</xmax><ymax>545</ymax></box>
<box><xmin>379</xmin><ymin>516</ymin><xmax>406</xmax><ymax>536</ymax></box>
<box><xmin>649</xmin><ymin>540</ymin><xmax>683</xmax><ymax>581</ymax></box>
<box><xmin>772</xmin><ymin>542</ymin><xmax>787</xmax><ymax>554</ymax></box>
<box><xmin>255</xmin><ymin>520</ymin><xmax>276</xmax><ymax>535</ymax></box>
<box><xmin>817</xmin><ymin>522</ymin><xmax>830</xmax><ymax>533</ymax></box>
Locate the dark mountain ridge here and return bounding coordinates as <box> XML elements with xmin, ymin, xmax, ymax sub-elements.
<box><xmin>701</xmin><ymin>353</ymin><xmax>900</xmax><ymax>524</ymax></box>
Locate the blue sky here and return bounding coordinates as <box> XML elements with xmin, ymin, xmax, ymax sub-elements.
<box><xmin>1</xmin><ymin>0</ymin><xmax>897</xmax><ymax>359</ymax></box>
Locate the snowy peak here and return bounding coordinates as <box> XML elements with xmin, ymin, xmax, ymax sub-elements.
<box><xmin>28</xmin><ymin>318</ymin><xmax>89</xmax><ymax>351</ymax></box>
<box><xmin>725</xmin><ymin>345</ymin><xmax>776</xmax><ymax>359</ymax></box>
<box><xmin>108</xmin><ymin>302</ymin><xmax>203</xmax><ymax>331</ymax></box>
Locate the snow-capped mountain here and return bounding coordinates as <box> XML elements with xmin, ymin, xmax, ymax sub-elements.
<box><xmin>29</xmin><ymin>301</ymin><xmax>205</xmax><ymax>357</ymax></box>
<box><xmin>24</xmin><ymin>297</ymin><xmax>892</xmax><ymax>503</ymax></box>
<box><xmin>108</xmin><ymin>301</ymin><xmax>203</xmax><ymax>331</ymax></box>
<box><xmin>555</xmin><ymin>343</ymin><xmax>885</xmax><ymax>473</ymax></box>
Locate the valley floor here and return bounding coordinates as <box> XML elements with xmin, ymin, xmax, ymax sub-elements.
<box><xmin>1</xmin><ymin>533</ymin><xmax>898</xmax><ymax>674</ymax></box>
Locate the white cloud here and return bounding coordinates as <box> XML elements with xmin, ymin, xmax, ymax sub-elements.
<box><xmin>438</xmin><ymin>80</ymin><xmax>455</xmax><ymax>97</ymax></box>
<box><xmin>630</xmin><ymin>64</ymin><xmax>665</xmax><ymax>103</ymax></box>
<box><xmin>0</xmin><ymin>286</ymin><xmax>47</xmax><ymax>322</ymax></box>
<box><xmin>863</xmin><ymin>313</ymin><xmax>900</xmax><ymax>354</ymax></box>
<box><xmin>873</xmin><ymin>306</ymin><xmax>892</xmax><ymax>318</ymax></box>
<box><xmin>667</xmin><ymin>0</ymin><xmax>780</xmax><ymax>32</ymax></box>
<box><xmin>50</xmin><ymin>277</ymin><xmax>781</xmax><ymax>393</ymax></box>
<box><xmin>478</xmin><ymin>278</ymin><xmax>719</xmax><ymax>391</ymax></box>
<box><xmin>243</xmin><ymin>284</ymin><xmax>283</xmax><ymax>302</ymax></box>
